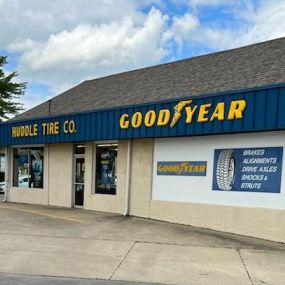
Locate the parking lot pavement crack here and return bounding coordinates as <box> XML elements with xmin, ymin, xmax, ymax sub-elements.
<box><xmin>109</xmin><ymin>241</ymin><xmax>136</xmax><ymax>280</ymax></box>
<box><xmin>237</xmin><ymin>249</ymin><xmax>254</xmax><ymax>285</ymax></box>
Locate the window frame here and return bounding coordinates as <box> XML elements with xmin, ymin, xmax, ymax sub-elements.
<box><xmin>12</xmin><ymin>145</ymin><xmax>45</xmax><ymax>189</ymax></box>
<box><xmin>0</xmin><ymin>152</ymin><xmax>5</xmax><ymax>183</ymax></box>
<box><xmin>92</xmin><ymin>141</ymin><xmax>118</xmax><ymax>195</ymax></box>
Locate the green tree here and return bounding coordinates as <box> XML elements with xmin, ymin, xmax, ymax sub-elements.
<box><xmin>0</xmin><ymin>56</ymin><xmax>26</xmax><ymax>120</ymax></box>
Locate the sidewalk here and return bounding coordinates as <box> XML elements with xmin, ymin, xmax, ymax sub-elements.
<box><xmin>0</xmin><ymin>203</ymin><xmax>284</xmax><ymax>285</ymax></box>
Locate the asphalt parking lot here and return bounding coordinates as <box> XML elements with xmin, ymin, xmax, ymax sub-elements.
<box><xmin>0</xmin><ymin>202</ymin><xmax>284</xmax><ymax>285</ymax></box>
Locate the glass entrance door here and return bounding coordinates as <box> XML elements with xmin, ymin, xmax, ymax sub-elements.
<box><xmin>74</xmin><ymin>156</ymin><xmax>85</xmax><ymax>207</ymax></box>
<box><xmin>0</xmin><ymin>153</ymin><xmax>5</xmax><ymax>202</ymax></box>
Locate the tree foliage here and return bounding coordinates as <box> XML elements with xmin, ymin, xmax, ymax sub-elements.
<box><xmin>0</xmin><ymin>56</ymin><xmax>26</xmax><ymax>120</ymax></box>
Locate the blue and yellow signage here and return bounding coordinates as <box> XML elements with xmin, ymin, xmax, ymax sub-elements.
<box><xmin>119</xmin><ymin>99</ymin><xmax>246</xmax><ymax>129</ymax></box>
<box><xmin>157</xmin><ymin>161</ymin><xmax>207</xmax><ymax>176</ymax></box>
<box><xmin>212</xmin><ymin>147</ymin><xmax>283</xmax><ymax>193</ymax></box>
<box><xmin>11</xmin><ymin>120</ymin><xmax>77</xmax><ymax>138</ymax></box>
<box><xmin>0</xmin><ymin>84</ymin><xmax>284</xmax><ymax>146</ymax></box>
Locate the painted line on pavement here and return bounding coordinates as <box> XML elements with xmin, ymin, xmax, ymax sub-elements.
<box><xmin>0</xmin><ymin>205</ymin><xmax>86</xmax><ymax>223</ymax></box>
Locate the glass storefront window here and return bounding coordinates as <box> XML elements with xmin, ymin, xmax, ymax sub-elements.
<box><xmin>13</xmin><ymin>147</ymin><xmax>44</xmax><ymax>189</ymax></box>
<box><xmin>95</xmin><ymin>143</ymin><xmax>118</xmax><ymax>195</ymax></box>
<box><xmin>0</xmin><ymin>153</ymin><xmax>5</xmax><ymax>183</ymax></box>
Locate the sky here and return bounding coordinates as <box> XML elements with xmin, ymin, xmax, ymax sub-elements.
<box><xmin>0</xmin><ymin>0</ymin><xmax>285</xmax><ymax>113</ymax></box>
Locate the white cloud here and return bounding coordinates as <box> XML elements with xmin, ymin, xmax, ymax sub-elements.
<box><xmin>161</xmin><ymin>12</ymin><xmax>231</xmax><ymax>53</ymax></box>
<box><xmin>171</xmin><ymin>0</ymin><xmax>234</xmax><ymax>7</ymax></box>
<box><xmin>0</xmin><ymin>0</ymin><xmax>144</xmax><ymax>47</ymax></box>
<box><xmin>21</xmin><ymin>8</ymin><xmax>168</xmax><ymax>70</ymax></box>
<box><xmin>187</xmin><ymin>0</ymin><xmax>233</xmax><ymax>6</ymax></box>
<box><xmin>166</xmin><ymin>0</ymin><xmax>285</xmax><ymax>52</ymax></box>
<box><xmin>7</xmin><ymin>39</ymin><xmax>36</xmax><ymax>52</ymax></box>
<box><xmin>1</xmin><ymin>0</ymin><xmax>285</xmax><ymax>113</ymax></box>
<box><xmin>232</xmin><ymin>0</ymin><xmax>285</xmax><ymax>46</ymax></box>
<box><xmin>169</xmin><ymin>13</ymin><xmax>199</xmax><ymax>48</ymax></box>
<box><xmin>15</xmin><ymin>7</ymin><xmax>169</xmax><ymax>94</ymax></box>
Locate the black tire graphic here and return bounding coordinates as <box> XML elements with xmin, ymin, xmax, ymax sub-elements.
<box><xmin>216</xmin><ymin>149</ymin><xmax>235</xmax><ymax>191</ymax></box>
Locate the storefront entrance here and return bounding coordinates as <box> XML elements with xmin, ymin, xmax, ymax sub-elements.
<box><xmin>73</xmin><ymin>153</ymin><xmax>85</xmax><ymax>207</ymax></box>
<box><xmin>0</xmin><ymin>152</ymin><xmax>5</xmax><ymax>202</ymax></box>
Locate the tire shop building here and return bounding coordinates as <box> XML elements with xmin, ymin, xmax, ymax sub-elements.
<box><xmin>1</xmin><ymin>37</ymin><xmax>285</xmax><ymax>243</ymax></box>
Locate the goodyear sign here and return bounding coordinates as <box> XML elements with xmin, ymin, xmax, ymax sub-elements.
<box><xmin>120</xmin><ymin>99</ymin><xmax>246</xmax><ymax>129</ymax></box>
<box><xmin>1</xmin><ymin>85</ymin><xmax>284</xmax><ymax>147</ymax></box>
<box><xmin>157</xmin><ymin>161</ymin><xmax>207</xmax><ymax>176</ymax></box>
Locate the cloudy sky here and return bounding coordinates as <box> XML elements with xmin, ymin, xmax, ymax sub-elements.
<box><xmin>0</xmin><ymin>0</ymin><xmax>285</xmax><ymax>113</ymax></box>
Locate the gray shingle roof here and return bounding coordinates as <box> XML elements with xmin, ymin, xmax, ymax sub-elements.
<box><xmin>12</xmin><ymin>37</ymin><xmax>285</xmax><ymax>121</ymax></box>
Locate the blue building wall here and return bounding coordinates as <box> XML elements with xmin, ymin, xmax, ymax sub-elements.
<box><xmin>1</xmin><ymin>84</ymin><xmax>285</xmax><ymax>146</ymax></box>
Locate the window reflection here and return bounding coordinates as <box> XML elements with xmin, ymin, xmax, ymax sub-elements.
<box><xmin>13</xmin><ymin>147</ymin><xmax>44</xmax><ymax>189</ymax></box>
<box><xmin>95</xmin><ymin>144</ymin><xmax>118</xmax><ymax>195</ymax></box>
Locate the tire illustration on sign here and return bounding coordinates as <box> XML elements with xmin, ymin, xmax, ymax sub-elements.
<box><xmin>216</xmin><ymin>149</ymin><xmax>235</xmax><ymax>191</ymax></box>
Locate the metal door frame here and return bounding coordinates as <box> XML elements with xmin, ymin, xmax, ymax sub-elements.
<box><xmin>73</xmin><ymin>154</ymin><xmax>85</xmax><ymax>208</ymax></box>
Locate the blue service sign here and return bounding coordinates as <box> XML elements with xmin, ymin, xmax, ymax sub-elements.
<box><xmin>212</xmin><ymin>147</ymin><xmax>283</xmax><ymax>193</ymax></box>
<box><xmin>157</xmin><ymin>161</ymin><xmax>207</xmax><ymax>176</ymax></box>
<box><xmin>19</xmin><ymin>154</ymin><xmax>28</xmax><ymax>166</ymax></box>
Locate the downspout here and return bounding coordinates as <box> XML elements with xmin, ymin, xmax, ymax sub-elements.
<box><xmin>3</xmin><ymin>147</ymin><xmax>9</xmax><ymax>202</ymax></box>
<box><xmin>47</xmin><ymin>144</ymin><xmax>50</xmax><ymax>206</ymax></box>
<box><xmin>123</xmin><ymin>139</ymin><xmax>132</xmax><ymax>216</ymax></box>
